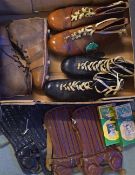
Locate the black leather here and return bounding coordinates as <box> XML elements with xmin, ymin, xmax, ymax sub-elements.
<box><xmin>62</xmin><ymin>55</ymin><xmax>134</xmax><ymax>78</ymax></box>
<box><xmin>61</xmin><ymin>54</ymin><xmax>106</xmax><ymax>77</ymax></box>
<box><xmin>44</xmin><ymin>79</ymin><xmax>103</xmax><ymax>101</ymax></box>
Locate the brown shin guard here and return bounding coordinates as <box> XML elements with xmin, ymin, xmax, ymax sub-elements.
<box><xmin>72</xmin><ymin>106</ymin><xmax>122</xmax><ymax>175</ymax></box>
<box><xmin>44</xmin><ymin>106</ymin><xmax>82</xmax><ymax>175</ymax></box>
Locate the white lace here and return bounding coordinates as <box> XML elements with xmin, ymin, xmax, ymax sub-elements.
<box><xmin>111</xmin><ymin>56</ymin><xmax>134</xmax><ymax>77</ymax></box>
<box><xmin>94</xmin><ymin>73</ymin><xmax>124</xmax><ymax>96</ymax></box>
<box><xmin>66</xmin><ymin>25</ymin><xmax>95</xmax><ymax>41</ymax></box>
<box><xmin>60</xmin><ymin>81</ymin><xmax>93</xmax><ymax>91</ymax></box>
<box><xmin>108</xmin><ymin>1</ymin><xmax>124</xmax><ymax>7</ymax></box>
<box><xmin>95</xmin><ymin>18</ymin><xmax>118</xmax><ymax>28</ymax></box>
<box><xmin>77</xmin><ymin>56</ymin><xmax>125</xmax><ymax>73</ymax></box>
<box><xmin>71</xmin><ymin>7</ymin><xmax>95</xmax><ymax>22</ymax></box>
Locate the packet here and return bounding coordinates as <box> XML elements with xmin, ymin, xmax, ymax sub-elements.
<box><xmin>98</xmin><ymin>104</ymin><xmax>120</xmax><ymax>146</ymax></box>
<box><xmin>115</xmin><ymin>103</ymin><xmax>135</xmax><ymax>146</ymax></box>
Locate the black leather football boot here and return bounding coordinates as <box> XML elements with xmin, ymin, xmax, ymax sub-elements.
<box><xmin>44</xmin><ymin>79</ymin><xmax>103</xmax><ymax>102</ymax></box>
<box><xmin>61</xmin><ymin>55</ymin><xmax>134</xmax><ymax>78</ymax></box>
<box><xmin>44</xmin><ymin>73</ymin><xmax>124</xmax><ymax>102</ymax></box>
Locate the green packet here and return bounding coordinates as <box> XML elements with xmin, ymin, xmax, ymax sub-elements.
<box><xmin>115</xmin><ymin>103</ymin><xmax>135</xmax><ymax>147</ymax></box>
<box><xmin>98</xmin><ymin>104</ymin><xmax>120</xmax><ymax>146</ymax></box>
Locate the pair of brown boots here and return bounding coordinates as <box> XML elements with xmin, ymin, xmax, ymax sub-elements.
<box><xmin>44</xmin><ymin>106</ymin><xmax>122</xmax><ymax>175</ymax></box>
<box><xmin>48</xmin><ymin>1</ymin><xmax>129</xmax><ymax>56</ymax></box>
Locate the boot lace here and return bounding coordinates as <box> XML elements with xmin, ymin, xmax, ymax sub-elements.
<box><xmin>77</xmin><ymin>56</ymin><xmax>125</xmax><ymax>73</ymax></box>
<box><xmin>108</xmin><ymin>1</ymin><xmax>125</xmax><ymax>7</ymax></box>
<box><xmin>60</xmin><ymin>81</ymin><xmax>93</xmax><ymax>91</ymax></box>
<box><xmin>0</xmin><ymin>47</ymin><xmax>31</xmax><ymax>94</ymax></box>
<box><xmin>71</xmin><ymin>7</ymin><xmax>95</xmax><ymax>22</ymax></box>
<box><xmin>66</xmin><ymin>25</ymin><xmax>95</xmax><ymax>40</ymax></box>
<box><xmin>110</xmin><ymin>56</ymin><xmax>134</xmax><ymax>77</ymax></box>
<box><xmin>93</xmin><ymin>73</ymin><xmax>124</xmax><ymax>96</ymax></box>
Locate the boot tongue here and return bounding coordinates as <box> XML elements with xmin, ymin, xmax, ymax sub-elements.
<box><xmin>95</xmin><ymin>18</ymin><xmax>127</xmax><ymax>31</ymax></box>
<box><xmin>94</xmin><ymin>18</ymin><xmax>128</xmax><ymax>36</ymax></box>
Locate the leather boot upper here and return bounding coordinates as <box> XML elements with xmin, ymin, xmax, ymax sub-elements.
<box><xmin>8</xmin><ymin>18</ymin><xmax>49</xmax><ymax>90</ymax></box>
<box><xmin>0</xmin><ymin>26</ymin><xmax>32</xmax><ymax>99</ymax></box>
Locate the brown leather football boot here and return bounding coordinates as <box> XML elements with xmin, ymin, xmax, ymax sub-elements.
<box><xmin>48</xmin><ymin>1</ymin><xmax>128</xmax><ymax>31</ymax></box>
<box><xmin>0</xmin><ymin>26</ymin><xmax>32</xmax><ymax>99</ymax></box>
<box><xmin>7</xmin><ymin>18</ymin><xmax>49</xmax><ymax>90</ymax></box>
<box><xmin>72</xmin><ymin>106</ymin><xmax>123</xmax><ymax>175</ymax></box>
<box><xmin>48</xmin><ymin>17</ymin><xmax>128</xmax><ymax>56</ymax></box>
<box><xmin>44</xmin><ymin>106</ymin><xmax>82</xmax><ymax>175</ymax></box>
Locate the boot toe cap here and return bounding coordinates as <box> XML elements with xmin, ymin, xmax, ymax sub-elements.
<box><xmin>48</xmin><ymin>10</ymin><xmax>66</xmax><ymax>31</ymax></box>
<box><xmin>61</xmin><ymin>57</ymin><xmax>75</xmax><ymax>75</ymax></box>
<box><xmin>48</xmin><ymin>33</ymin><xmax>68</xmax><ymax>56</ymax></box>
<box><xmin>44</xmin><ymin>81</ymin><xmax>60</xmax><ymax>100</ymax></box>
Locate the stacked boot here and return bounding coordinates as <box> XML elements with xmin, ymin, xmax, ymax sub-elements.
<box><xmin>0</xmin><ymin>18</ymin><xmax>49</xmax><ymax>99</ymax></box>
<box><xmin>48</xmin><ymin>1</ymin><xmax>128</xmax><ymax>32</ymax></box>
<box><xmin>0</xmin><ymin>26</ymin><xmax>32</xmax><ymax>99</ymax></box>
<box><xmin>7</xmin><ymin>18</ymin><xmax>49</xmax><ymax>90</ymax></box>
<box><xmin>44</xmin><ymin>74</ymin><xmax>124</xmax><ymax>102</ymax></box>
<box><xmin>44</xmin><ymin>0</ymin><xmax>134</xmax><ymax>102</ymax></box>
<box><xmin>48</xmin><ymin>1</ymin><xmax>129</xmax><ymax>56</ymax></box>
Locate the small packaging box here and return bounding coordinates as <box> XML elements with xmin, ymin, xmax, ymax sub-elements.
<box><xmin>115</xmin><ymin>103</ymin><xmax>135</xmax><ymax>147</ymax></box>
<box><xmin>98</xmin><ymin>104</ymin><xmax>120</xmax><ymax>146</ymax></box>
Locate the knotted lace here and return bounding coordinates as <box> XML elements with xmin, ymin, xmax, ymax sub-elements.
<box><xmin>60</xmin><ymin>81</ymin><xmax>93</xmax><ymax>91</ymax></box>
<box><xmin>93</xmin><ymin>73</ymin><xmax>124</xmax><ymax>96</ymax></box>
<box><xmin>66</xmin><ymin>25</ymin><xmax>95</xmax><ymax>40</ymax></box>
<box><xmin>71</xmin><ymin>7</ymin><xmax>95</xmax><ymax>22</ymax></box>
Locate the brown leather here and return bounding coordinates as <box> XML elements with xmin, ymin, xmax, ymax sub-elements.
<box><xmin>48</xmin><ymin>1</ymin><xmax>129</xmax><ymax>31</ymax></box>
<box><xmin>72</xmin><ymin>106</ymin><xmax>123</xmax><ymax>175</ymax></box>
<box><xmin>44</xmin><ymin>106</ymin><xmax>82</xmax><ymax>175</ymax></box>
<box><xmin>7</xmin><ymin>18</ymin><xmax>49</xmax><ymax>90</ymax></box>
<box><xmin>48</xmin><ymin>17</ymin><xmax>129</xmax><ymax>56</ymax></box>
<box><xmin>0</xmin><ymin>26</ymin><xmax>32</xmax><ymax>99</ymax></box>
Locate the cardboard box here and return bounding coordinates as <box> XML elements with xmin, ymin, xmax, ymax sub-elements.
<box><xmin>115</xmin><ymin>103</ymin><xmax>135</xmax><ymax>146</ymax></box>
<box><xmin>0</xmin><ymin>0</ymin><xmax>135</xmax><ymax>105</ymax></box>
<box><xmin>98</xmin><ymin>104</ymin><xmax>120</xmax><ymax>146</ymax></box>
